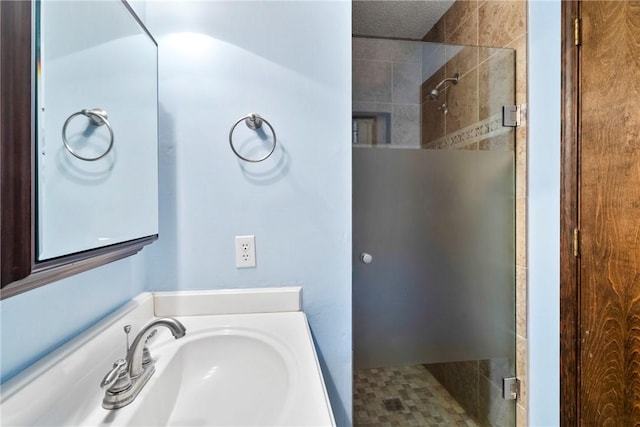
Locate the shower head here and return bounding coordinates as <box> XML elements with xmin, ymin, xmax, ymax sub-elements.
<box><xmin>428</xmin><ymin>73</ymin><xmax>460</xmax><ymax>100</ymax></box>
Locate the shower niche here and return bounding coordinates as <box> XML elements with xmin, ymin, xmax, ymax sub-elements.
<box><xmin>352</xmin><ymin>36</ymin><xmax>516</xmax><ymax>427</ymax></box>
<box><xmin>352</xmin><ymin>112</ymin><xmax>390</xmax><ymax>145</ymax></box>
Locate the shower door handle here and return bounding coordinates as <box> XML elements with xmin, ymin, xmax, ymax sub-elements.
<box><xmin>360</xmin><ymin>252</ymin><xmax>373</xmax><ymax>264</ymax></box>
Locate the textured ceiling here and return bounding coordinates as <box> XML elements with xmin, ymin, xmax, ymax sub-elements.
<box><xmin>352</xmin><ymin>0</ymin><xmax>454</xmax><ymax>40</ymax></box>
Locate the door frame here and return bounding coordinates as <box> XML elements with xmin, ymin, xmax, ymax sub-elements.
<box><xmin>560</xmin><ymin>0</ymin><xmax>580</xmax><ymax>425</ymax></box>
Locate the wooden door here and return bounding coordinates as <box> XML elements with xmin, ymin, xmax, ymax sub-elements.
<box><xmin>562</xmin><ymin>1</ymin><xmax>640</xmax><ymax>425</ymax></box>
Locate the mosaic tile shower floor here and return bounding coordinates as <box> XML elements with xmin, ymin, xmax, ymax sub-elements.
<box><xmin>353</xmin><ymin>365</ymin><xmax>479</xmax><ymax>427</ymax></box>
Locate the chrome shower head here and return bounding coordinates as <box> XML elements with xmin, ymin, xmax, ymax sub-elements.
<box><xmin>428</xmin><ymin>73</ymin><xmax>460</xmax><ymax>100</ymax></box>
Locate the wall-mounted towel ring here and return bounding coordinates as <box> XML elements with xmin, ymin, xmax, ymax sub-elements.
<box><xmin>229</xmin><ymin>113</ymin><xmax>277</xmax><ymax>163</ymax></box>
<box><xmin>62</xmin><ymin>108</ymin><xmax>114</xmax><ymax>161</ymax></box>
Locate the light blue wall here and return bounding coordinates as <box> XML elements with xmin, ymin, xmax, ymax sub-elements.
<box><xmin>527</xmin><ymin>0</ymin><xmax>561</xmax><ymax>425</ymax></box>
<box><xmin>0</xmin><ymin>255</ymin><xmax>147</xmax><ymax>383</ymax></box>
<box><xmin>144</xmin><ymin>2</ymin><xmax>352</xmax><ymax>425</ymax></box>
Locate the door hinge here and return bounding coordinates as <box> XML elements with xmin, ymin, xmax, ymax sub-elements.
<box><xmin>573</xmin><ymin>228</ymin><xmax>580</xmax><ymax>258</ymax></box>
<box><xmin>574</xmin><ymin>17</ymin><xmax>581</xmax><ymax>46</ymax></box>
<box><xmin>502</xmin><ymin>105</ymin><xmax>521</xmax><ymax>127</ymax></box>
<box><xmin>503</xmin><ymin>377</ymin><xmax>520</xmax><ymax>401</ymax></box>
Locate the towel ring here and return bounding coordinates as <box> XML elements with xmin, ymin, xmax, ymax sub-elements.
<box><xmin>62</xmin><ymin>108</ymin><xmax>114</xmax><ymax>161</ymax></box>
<box><xmin>229</xmin><ymin>113</ymin><xmax>277</xmax><ymax>163</ymax></box>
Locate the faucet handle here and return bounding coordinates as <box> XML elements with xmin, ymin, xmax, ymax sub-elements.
<box><xmin>100</xmin><ymin>359</ymin><xmax>131</xmax><ymax>392</ymax></box>
<box><xmin>124</xmin><ymin>325</ymin><xmax>132</xmax><ymax>352</ymax></box>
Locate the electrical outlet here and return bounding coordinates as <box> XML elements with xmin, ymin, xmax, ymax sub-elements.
<box><xmin>235</xmin><ymin>235</ymin><xmax>256</xmax><ymax>268</ymax></box>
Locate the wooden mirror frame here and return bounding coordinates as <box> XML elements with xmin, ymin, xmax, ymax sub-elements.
<box><xmin>0</xmin><ymin>1</ymin><xmax>157</xmax><ymax>300</ymax></box>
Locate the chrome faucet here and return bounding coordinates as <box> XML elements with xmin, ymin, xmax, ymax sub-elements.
<box><xmin>100</xmin><ymin>318</ymin><xmax>186</xmax><ymax>410</ymax></box>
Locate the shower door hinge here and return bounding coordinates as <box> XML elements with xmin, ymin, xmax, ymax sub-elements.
<box><xmin>574</xmin><ymin>17</ymin><xmax>581</xmax><ymax>46</ymax></box>
<box><xmin>573</xmin><ymin>227</ymin><xmax>581</xmax><ymax>258</ymax></box>
<box><xmin>502</xmin><ymin>105</ymin><xmax>521</xmax><ymax>127</ymax></box>
<box><xmin>502</xmin><ymin>377</ymin><xmax>520</xmax><ymax>401</ymax></box>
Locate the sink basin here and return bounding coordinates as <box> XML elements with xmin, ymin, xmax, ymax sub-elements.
<box><xmin>127</xmin><ymin>327</ymin><xmax>297</xmax><ymax>426</ymax></box>
<box><xmin>1</xmin><ymin>290</ymin><xmax>335</xmax><ymax>427</ymax></box>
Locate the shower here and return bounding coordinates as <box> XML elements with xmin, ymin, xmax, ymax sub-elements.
<box><xmin>352</xmin><ymin>35</ymin><xmax>517</xmax><ymax>427</ymax></box>
<box><xmin>428</xmin><ymin>72</ymin><xmax>460</xmax><ymax>100</ymax></box>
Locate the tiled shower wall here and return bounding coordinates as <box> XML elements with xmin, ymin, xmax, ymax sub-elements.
<box><xmin>421</xmin><ymin>44</ymin><xmax>515</xmax><ymax>151</ymax></box>
<box><xmin>352</xmin><ymin>39</ymin><xmax>423</xmax><ymax>146</ymax></box>
<box><xmin>422</xmin><ymin>1</ymin><xmax>528</xmax><ymax>425</ymax></box>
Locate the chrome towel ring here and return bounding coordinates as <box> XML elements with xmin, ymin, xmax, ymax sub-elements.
<box><xmin>62</xmin><ymin>108</ymin><xmax>114</xmax><ymax>161</ymax></box>
<box><xmin>229</xmin><ymin>113</ymin><xmax>277</xmax><ymax>163</ymax></box>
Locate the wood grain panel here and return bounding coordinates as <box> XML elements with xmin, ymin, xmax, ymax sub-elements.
<box><xmin>560</xmin><ymin>1</ymin><xmax>580</xmax><ymax>424</ymax></box>
<box><xmin>0</xmin><ymin>1</ymin><xmax>33</xmax><ymax>285</ymax></box>
<box><xmin>580</xmin><ymin>1</ymin><xmax>640</xmax><ymax>424</ymax></box>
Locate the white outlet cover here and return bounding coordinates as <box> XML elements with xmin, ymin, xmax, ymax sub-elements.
<box><xmin>235</xmin><ymin>235</ymin><xmax>256</xmax><ymax>268</ymax></box>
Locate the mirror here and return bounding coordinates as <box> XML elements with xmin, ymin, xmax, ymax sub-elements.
<box><xmin>0</xmin><ymin>0</ymin><xmax>158</xmax><ymax>298</ymax></box>
<box><xmin>36</xmin><ymin>0</ymin><xmax>158</xmax><ymax>260</ymax></box>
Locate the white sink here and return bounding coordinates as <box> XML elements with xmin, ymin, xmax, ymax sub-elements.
<box><xmin>130</xmin><ymin>330</ymin><xmax>293</xmax><ymax>426</ymax></box>
<box><xmin>1</xmin><ymin>290</ymin><xmax>335</xmax><ymax>427</ymax></box>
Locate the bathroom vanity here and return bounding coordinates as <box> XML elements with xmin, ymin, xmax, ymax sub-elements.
<box><xmin>0</xmin><ymin>288</ymin><xmax>335</xmax><ymax>426</ymax></box>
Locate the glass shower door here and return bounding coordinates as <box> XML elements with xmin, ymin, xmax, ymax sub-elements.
<box><xmin>353</xmin><ymin>148</ymin><xmax>514</xmax><ymax>368</ymax></box>
<box><xmin>352</xmin><ymin>37</ymin><xmax>516</xmax><ymax>426</ymax></box>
